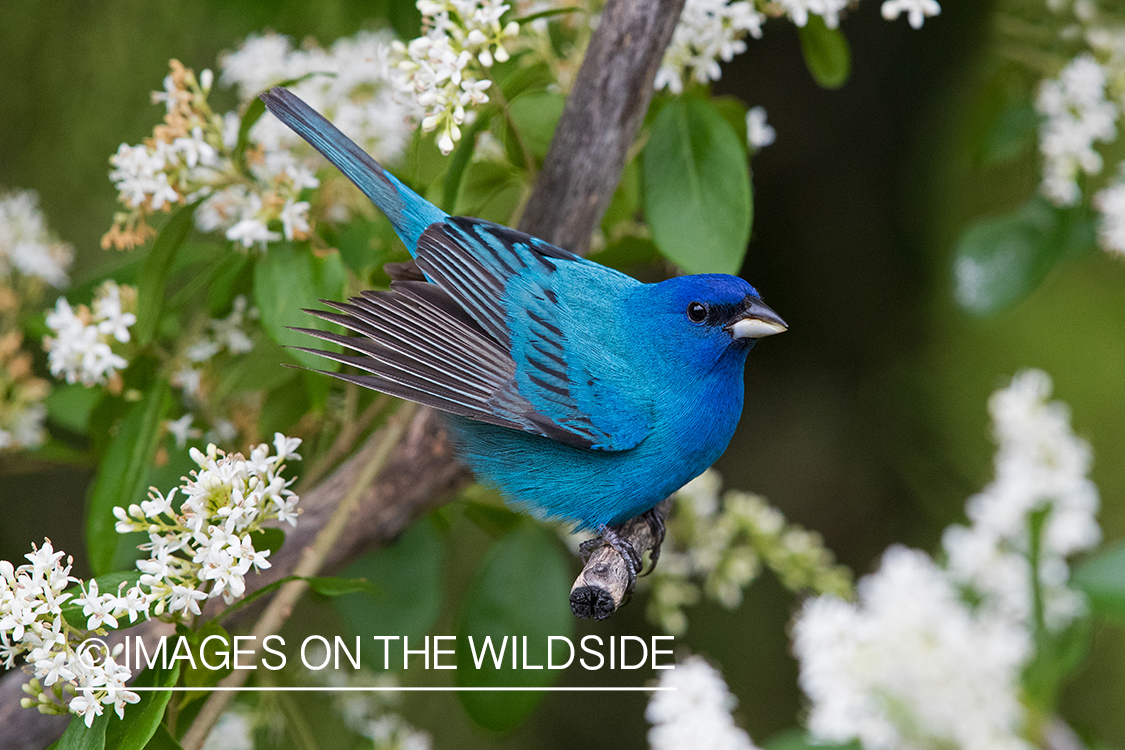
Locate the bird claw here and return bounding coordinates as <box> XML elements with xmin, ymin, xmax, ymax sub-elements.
<box><xmin>637</xmin><ymin>507</ymin><xmax>666</xmax><ymax>577</ymax></box>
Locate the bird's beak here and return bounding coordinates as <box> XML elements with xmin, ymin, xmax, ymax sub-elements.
<box><xmin>728</xmin><ymin>299</ymin><xmax>788</xmax><ymax>339</ymax></box>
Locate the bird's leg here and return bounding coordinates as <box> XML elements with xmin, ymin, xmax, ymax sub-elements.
<box><xmin>637</xmin><ymin>506</ymin><xmax>666</xmax><ymax>576</ymax></box>
<box><xmin>594</xmin><ymin>523</ymin><xmax>642</xmax><ymax>597</ymax></box>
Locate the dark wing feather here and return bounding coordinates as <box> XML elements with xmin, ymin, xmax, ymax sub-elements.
<box><xmin>297</xmin><ymin>283</ymin><xmax>613</xmax><ymax>448</ymax></box>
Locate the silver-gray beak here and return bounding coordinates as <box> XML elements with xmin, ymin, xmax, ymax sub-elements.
<box><xmin>728</xmin><ymin>299</ymin><xmax>788</xmax><ymax>339</ymax></box>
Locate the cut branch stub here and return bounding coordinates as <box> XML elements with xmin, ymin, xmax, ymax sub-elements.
<box><xmin>570</xmin><ymin>499</ymin><xmax>671</xmax><ymax>620</ymax></box>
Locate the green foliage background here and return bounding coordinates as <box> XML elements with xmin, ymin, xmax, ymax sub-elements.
<box><xmin>2</xmin><ymin>0</ymin><xmax>1124</xmax><ymax>748</ymax></box>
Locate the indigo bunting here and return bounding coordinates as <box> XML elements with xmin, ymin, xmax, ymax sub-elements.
<box><xmin>262</xmin><ymin>88</ymin><xmax>786</xmax><ymax>584</ymax></box>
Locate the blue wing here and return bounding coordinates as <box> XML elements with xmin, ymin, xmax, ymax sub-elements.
<box><xmin>415</xmin><ymin>218</ymin><xmax>652</xmax><ymax>451</ymax></box>
<box><xmin>298</xmin><ymin>219</ymin><xmax>652</xmax><ymax>451</ymax></box>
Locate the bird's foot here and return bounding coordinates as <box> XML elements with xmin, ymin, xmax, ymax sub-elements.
<box><xmin>579</xmin><ymin>523</ymin><xmax>643</xmax><ymax>599</ymax></box>
<box><xmin>637</xmin><ymin>506</ymin><xmax>666</xmax><ymax>577</ymax></box>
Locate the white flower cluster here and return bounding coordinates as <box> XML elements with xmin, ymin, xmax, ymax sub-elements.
<box><xmin>106</xmin><ymin>59</ymin><xmax>320</xmax><ymax>252</ymax></box>
<box><xmin>113</xmin><ymin>434</ymin><xmax>303</xmax><ymax>612</ymax></box>
<box><xmin>3</xmin><ymin>435</ymin><xmax>302</xmax><ymax>727</ymax></box>
<box><xmin>794</xmin><ymin>547</ymin><xmax>1032</xmax><ymax>750</ymax></box>
<box><xmin>656</xmin><ymin>0</ymin><xmax>764</xmax><ymax>94</ymax></box>
<box><xmin>329</xmin><ymin>672</ymin><xmax>433</xmax><ymax>750</ymax></box>
<box><xmin>394</xmin><ymin>0</ymin><xmax>519</xmax><ymax>154</ymax></box>
<box><xmin>1</xmin><ymin>540</ymin><xmax>141</xmax><ymax>727</ymax></box>
<box><xmin>221</xmin><ymin>31</ymin><xmax>416</xmax><ymax>172</ymax></box>
<box><xmin>0</xmin><ymin>189</ymin><xmax>74</xmax><ymax>289</ymax></box>
<box><xmin>880</xmin><ymin>0</ymin><xmax>942</xmax><ymax>29</ymax></box>
<box><xmin>793</xmin><ymin>370</ymin><xmax>1099</xmax><ymax>750</ymax></box>
<box><xmin>172</xmin><ymin>294</ymin><xmax>258</xmax><ymax>402</ymax></box>
<box><xmin>656</xmin><ymin>0</ymin><xmax>940</xmax><ymax>95</ymax></box>
<box><xmin>646</xmin><ymin>655</ymin><xmax>758</xmax><ymax>750</ymax></box>
<box><xmin>1036</xmin><ymin>54</ymin><xmax>1118</xmax><ymax>206</ymax></box>
<box><xmin>45</xmin><ymin>281</ymin><xmax>136</xmax><ymax>387</ymax></box>
<box><xmin>943</xmin><ymin>369</ymin><xmax>1100</xmax><ymax>630</ymax></box>
<box><xmin>746</xmin><ymin>106</ymin><xmax>776</xmax><ymax>149</ymax></box>
<box><xmin>645</xmin><ymin>470</ymin><xmax>850</xmax><ymax>635</ymax></box>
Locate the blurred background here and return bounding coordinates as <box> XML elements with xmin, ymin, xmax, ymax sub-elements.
<box><xmin>2</xmin><ymin>0</ymin><xmax>1124</xmax><ymax>748</ymax></box>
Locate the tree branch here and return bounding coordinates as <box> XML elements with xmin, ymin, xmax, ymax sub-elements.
<box><xmin>570</xmin><ymin>499</ymin><xmax>671</xmax><ymax>620</ymax></box>
<box><xmin>0</xmin><ymin>0</ymin><xmax>685</xmax><ymax>744</ymax></box>
<box><xmin>518</xmin><ymin>0</ymin><xmax>686</xmax><ymax>254</ymax></box>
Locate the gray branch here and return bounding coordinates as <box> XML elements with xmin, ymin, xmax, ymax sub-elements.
<box><xmin>518</xmin><ymin>0</ymin><xmax>686</xmax><ymax>254</ymax></box>
<box><xmin>0</xmin><ymin>0</ymin><xmax>684</xmax><ymax>744</ymax></box>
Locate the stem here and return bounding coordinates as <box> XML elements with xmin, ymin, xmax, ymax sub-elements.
<box><xmin>296</xmin><ymin>393</ymin><xmax>390</xmax><ymax>493</ymax></box>
<box><xmin>179</xmin><ymin>401</ymin><xmax>419</xmax><ymax>750</ymax></box>
<box><xmin>490</xmin><ymin>83</ymin><xmax>538</xmax><ymax>183</ymax></box>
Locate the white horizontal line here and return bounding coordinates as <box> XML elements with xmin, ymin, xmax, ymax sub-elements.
<box><xmin>129</xmin><ymin>686</ymin><xmax>673</xmax><ymax>692</ymax></box>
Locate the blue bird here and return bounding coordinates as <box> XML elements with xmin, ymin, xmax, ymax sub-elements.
<box><xmin>261</xmin><ymin>88</ymin><xmax>786</xmax><ymax>594</ymax></box>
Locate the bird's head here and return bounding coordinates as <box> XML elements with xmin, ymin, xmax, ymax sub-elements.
<box><xmin>633</xmin><ymin>274</ymin><xmax>787</xmax><ymax>368</ymax></box>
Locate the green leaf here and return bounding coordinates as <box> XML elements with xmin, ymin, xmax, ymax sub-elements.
<box><xmin>600</xmin><ymin>159</ymin><xmax>640</xmax><ymax>231</ymax></box>
<box><xmin>103</xmin><ymin>662</ymin><xmax>180</xmax><ymax>750</ymax></box>
<box><xmin>587</xmin><ymin>235</ymin><xmax>660</xmax><ymax>272</ymax></box>
<box><xmin>1073</xmin><ymin>541</ymin><xmax>1125</xmax><ymax>623</ymax></box>
<box><xmin>134</xmin><ymin>202</ymin><xmax>200</xmax><ymax>347</ymax></box>
<box><xmin>456</xmin><ymin>523</ymin><xmax>573</xmax><ymax>732</ymax></box>
<box><xmin>711</xmin><ymin>96</ymin><xmax>749</xmax><ymax>147</ymax></box>
<box><xmin>953</xmin><ymin>197</ymin><xmax>1097</xmax><ymax>316</ymax></box>
<box><xmin>253</xmin><ymin>241</ymin><xmax>347</xmax><ymax>371</ymax></box>
<box><xmin>462</xmin><ymin>502</ymin><xmax>522</xmax><ymax>538</ymax></box>
<box><xmin>213</xmin><ymin>335</ymin><xmax>297</xmax><ymax>400</ymax></box>
<box><xmin>55</xmin><ymin>710</ymin><xmax>110</xmax><ymax>750</ymax></box>
<box><xmin>798</xmin><ymin>16</ymin><xmax>851</xmax><ymax>89</ymax></box>
<box><xmin>250</xmin><ymin>527</ymin><xmax>286</xmax><ymax>557</ymax></box>
<box><xmin>210</xmin><ymin>575</ymin><xmax>301</xmax><ymax>623</ymax></box>
<box><xmin>86</xmin><ymin>379</ymin><xmax>172</xmax><ymax>575</ymax></box>
<box><xmin>509</xmin><ymin>6</ymin><xmax>580</xmax><ymax>24</ymax></box>
<box><xmin>259</xmin><ymin>371</ymin><xmax>310</xmax><ymax>436</ymax></box>
<box><xmin>642</xmin><ymin>96</ymin><xmax>752</xmax><ymax>275</ymax></box>
<box><xmin>335</xmin><ymin>216</ymin><xmax>401</xmax><ymax>278</ymax></box>
<box><xmin>60</xmin><ymin>571</ymin><xmax>142</xmax><ymax>628</ymax></box>
<box><xmin>334</xmin><ymin>518</ymin><xmax>446</xmax><ymax>670</ymax></box>
<box><xmin>443</xmin><ymin>112</ymin><xmax>495</xmax><ymax>212</ymax></box>
<box><xmin>977</xmin><ymin>98</ymin><xmax>1038</xmax><ymax>166</ymax></box>
<box><xmin>508</xmin><ymin>92</ymin><xmax>566</xmax><ymax>161</ymax></box>
<box><xmin>307</xmin><ymin>576</ymin><xmax>374</xmax><ymax>597</ymax></box>
<box><xmin>206</xmin><ymin>252</ymin><xmax>254</xmax><ymax>318</ymax></box>
<box><xmin>141</xmin><ymin>725</ymin><xmax>184</xmax><ymax>750</ymax></box>
<box><xmin>179</xmin><ymin>621</ymin><xmax>234</xmax><ymax>708</ymax></box>
<box><xmin>764</xmin><ymin>729</ymin><xmax>860</xmax><ymax>750</ymax></box>
<box><xmin>455</xmin><ymin>161</ymin><xmax>523</xmax><ymax>223</ymax></box>
<box><xmin>45</xmin><ymin>384</ymin><xmax>101</xmax><ymax>435</ymax></box>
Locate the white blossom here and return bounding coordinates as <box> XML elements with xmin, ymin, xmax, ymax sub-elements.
<box><xmin>166</xmin><ymin>414</ymin><xmax>202</xmax><ymax>449</ymax></box>
<box><xmin>1094</xmin><ymin>166</ymin><xmax>1125</xmax><ymax>256</ymax></box>
<box><xmin>943</xmin><ymin>369</ymin><xmax>1099</xmax><ymax>630</ymax></box>
<box><xmin>880</xmin><ymin>0</ymin><xmax>941</xmax><ymax>29</ymax></box>
<box><xmin>647</xmin><ymin>656</ymin><xmax>758</xmax><ymax>750</ymax></box>
<box><xmin>776</xmin><ymin>0</ymin><xmax>851</xmax><ymax>29</ymax></box>
<box><xmin>656</xmin><ymin>0</ymin><xmax>764</xmax><ymax>94</ymax></box>
<box><xmin>746</xmin><ymin>106</ymin><xmax>776</xmax><ymax>149</ymax></box>
<box><xmin>45</xmin><ymin>282</ymin><xmax>136</xmax><ymax>387</ymax></box>
<box><xmin>393</xmin><ymin>2</ymin><xmax>519</xmax><ymax>154</ymax></box>
<box><xmin>0</xmin><ymin>190</ymin><xmax>73</xmax><ymax>287</ymax></box>
<box><xmin>1036</xmin><ymin>54</ymin><xmax>1118</xmax><ymax>206</ymax></box>
<box><xmin>794</xmin><ymin>547</ymin><xmax>1032</xmax><ymax>750</ymax></box>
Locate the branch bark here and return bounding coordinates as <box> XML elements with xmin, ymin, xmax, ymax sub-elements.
<box><xmin>518</xmin><ymin>0</ymin><xmax>686</xmax><ymax>253</ymax></box>
<box><xmin>570</xmin><ymin>499</ymin><xmax>671</xmax><ymax>620</ymax></box>
<box><xmin>0</xmin><ymin>0</ymin><xmax>685</xmax><ymax>745</ymax></box>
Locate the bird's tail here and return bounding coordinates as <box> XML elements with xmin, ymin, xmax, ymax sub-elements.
<box><xmin>259</xmin><ymin>87</ymin><xmax>445</xmax><ymax>253</ymax></box>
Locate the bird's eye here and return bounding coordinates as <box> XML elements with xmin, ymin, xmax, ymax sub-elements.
<box><xmin>686</xmin><ymin>301</ymin><xmax>709</xmax><ymax>324</ymax></box>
